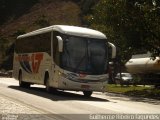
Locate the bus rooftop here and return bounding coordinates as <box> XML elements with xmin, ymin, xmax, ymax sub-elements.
<box><xmin>17</xmin><ymin>25</ymin><xmax>107</xmax><ymax>40</ymax></box>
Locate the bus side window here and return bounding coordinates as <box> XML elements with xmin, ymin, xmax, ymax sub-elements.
<box><xmin>15</xmin><ymin>32</ymin><xmax>51</xmax><ymax>54</ymax></box>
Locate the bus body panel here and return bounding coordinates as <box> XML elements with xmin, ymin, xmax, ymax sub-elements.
<box><xmin>57</xmin><ymin>70</ymin><xmax>108</xmax><ymax>92</ymax></box>
<box><xmin>13</xmin><ymin>52</ymin><xmax>52</xmax><ymax>84</ymax></box>
<box><xmin>13</xmin><ymin>51</ymin><xmax>108</xmax><ymax>91</ymax></box>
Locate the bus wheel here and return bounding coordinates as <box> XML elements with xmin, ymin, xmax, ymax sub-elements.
<box><xmin>83</xmin><ymin>91</ymin><xmax>93</xmax><ymax>97</ymax></box>
<box><xmin>18</xmin><ymin>72</ymin><xmax>30</xmax><ymax>88</ymax></box>
<box><xmin>45</xmin><ymin>75</ymin><xmax>51</xmax><ymax>93</ymax></box>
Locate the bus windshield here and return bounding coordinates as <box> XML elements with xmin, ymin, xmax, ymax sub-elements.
<box><xmin>61</xmin><ymin>35</ymin><xmax>108</xmax><ymax>75</ymax></box>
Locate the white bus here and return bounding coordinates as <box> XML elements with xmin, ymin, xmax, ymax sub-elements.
<box><xmin>13</xmin><ymin>25</ymin><xmax>116</xmax><ymax>97</ymax></box>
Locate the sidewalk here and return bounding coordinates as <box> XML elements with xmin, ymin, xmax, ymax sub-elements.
<box><xmin>0</xmin><ymin>95</ymin><xmax>54</xmax><ymax>120</ymax></box>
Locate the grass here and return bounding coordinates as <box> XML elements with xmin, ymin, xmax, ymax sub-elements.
<box><xmin>106</xmin><ymin>84</ymin><xmax>160</xmax><ymax>99</ymax></box>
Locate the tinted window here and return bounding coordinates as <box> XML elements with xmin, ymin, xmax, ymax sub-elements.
<box><xmin>61</xmin><ymin>35</ymin><xmax>108</xmax><ymax>75</ymax></box>
<box><xmin>15</xmin><ymin>32</ymin><xmax>51</xmax><ymax>54</ymax></box>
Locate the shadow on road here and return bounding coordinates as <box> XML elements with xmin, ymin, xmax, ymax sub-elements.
<box><xmin>8</xmin><ymin>85</ymin><xmax>109</xmax><ymax>102</ymax></box>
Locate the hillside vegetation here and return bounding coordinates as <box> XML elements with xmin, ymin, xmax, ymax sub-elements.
<box><xmin>0</xmin><ymin>0</ymin><xmax>82</xmax><ymax>70</ymax></box>
<box><xmin>0</xmin><ymin>0</ymin><xmax>81</xmax><ymax>38</ymax></box>
<box><xmin>0</xmin><ymin>0</ymin><xmax>159</xmax><ymax>71</ymax></box>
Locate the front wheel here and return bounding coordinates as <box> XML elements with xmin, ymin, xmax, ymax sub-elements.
<box><xmin>83</xmin><ymin>91</ymin><xmax>93</xmax><ymax>97</ymax></box>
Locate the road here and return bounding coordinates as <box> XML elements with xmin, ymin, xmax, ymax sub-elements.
<box><xmin>0</xmin><ymin>78</ymin><xmax>160</xmax><ymax>120</ymax></box>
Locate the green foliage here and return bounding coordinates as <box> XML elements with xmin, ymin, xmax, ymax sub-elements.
<box><xmin>13</xmin><ymin>29</ymin><xmax>26</xmax><ymax>37</ymax></box>
<box><xmin>132</xmin><ymin>75</ymin><xmax>141</xmax><ymax>86</ymax></box>
<box><xmin>1</xmin><ymin>54</ymin><xmax>13</xmax><ymax>70</ymax></box>
<box><xmin>0</xmin><ymin>36</ymin><xmax>9</xmax><ymax>57</ymax></box>
<box><xmin>106</xmin><ymin>84</ymin><xmax>160</xmax><ymax>99</ymax></box>
<box><xmin>0</xmin><ymin>36</ymin><xmax>10</xmax><ymax>70</ymax></box>
<box><xmin>80</xmin><ymin>0</ymin><xmax>97</xmax><ymax>14</ymax></box>
<box><xmin>106</xmin><ymin>84</ymin><xmax>151</xmax><ymax>93</ymax></box>
<box><xmin>87</xmin><ymin>0</ymin><xmax>160</xmax><ymax>60</ymax></box>
<box><xmin>0</xmin><ymin>39</ymin><xmax>14</xmax><ymax>70</ymax></box>
<box><xmin>35</xmin><ymin>15</ymin><xmax>50</xmax><ymax>27</ymax></box>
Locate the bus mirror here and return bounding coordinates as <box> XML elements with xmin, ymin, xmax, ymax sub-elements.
<box><xmin>108</xmin><ymin>42</ymin><xmax>116</xmax><ymax>59</ymax></box>
<box><xmin>56</xmin><ymin>36</ymin><xmax>63</xmax><ymax>52</ymax></box>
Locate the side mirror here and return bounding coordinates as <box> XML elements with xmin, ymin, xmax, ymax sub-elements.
<box><xmin>108</xmin><ymin>42</ymin><xmax>116</xmax><ymax>59</ymax></box>
<box><xmin>56</xmin><ymin>36</ymin><xmax>63</xmax><ymax>52</ymax></box>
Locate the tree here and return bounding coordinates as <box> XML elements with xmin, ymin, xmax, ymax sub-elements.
<box><xmin>87</xmin><ymin>0</ymin><xmax>160</xmax><ymax>60</ymax></box>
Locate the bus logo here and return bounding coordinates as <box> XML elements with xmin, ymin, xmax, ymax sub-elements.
<box><xmin>16</xmin><ymin>53</ymin><xmax>43</xmax><ymax>74</ymax></box>
<box><xmin>31</xmin><ymin>53</ymin><xmax>43</xmax><ymax>73</ymax></box>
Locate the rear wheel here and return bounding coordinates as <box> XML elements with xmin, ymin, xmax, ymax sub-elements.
<box><xmin>18</xmin><ymin>72</ymin><xmax>30</xmax><ymax>88</ymax></box>
<box><xmin>45</xmin><ymin>74</ymin><xmax>52</xmax><ymax>93</ymax></box>
<box><xmin>83</xmin><ymin>91</ymin><xmax>93</xmax><ymax>97</ymax></box>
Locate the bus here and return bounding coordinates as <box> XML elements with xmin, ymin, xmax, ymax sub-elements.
<box><xmin>13</xmin><ymin>25</ymin><xmax>116</xmax><ymax>97</ymax></box>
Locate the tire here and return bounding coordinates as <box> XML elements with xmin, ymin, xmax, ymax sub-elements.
<box><xmin>18</xmin><ymin>72</ymin><xmax>30</xmax><ymax>88</ymax></box>
<box><xmin>83</xmin><ymin>91</ymin><xmax>93</xmax><ymax>97</ymax></box>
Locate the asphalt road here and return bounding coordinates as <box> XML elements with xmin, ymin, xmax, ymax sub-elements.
<box><xmin>0</xmin><ymin>78</ymin><xmax>160</xmax><ymax>120</ymax></box>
